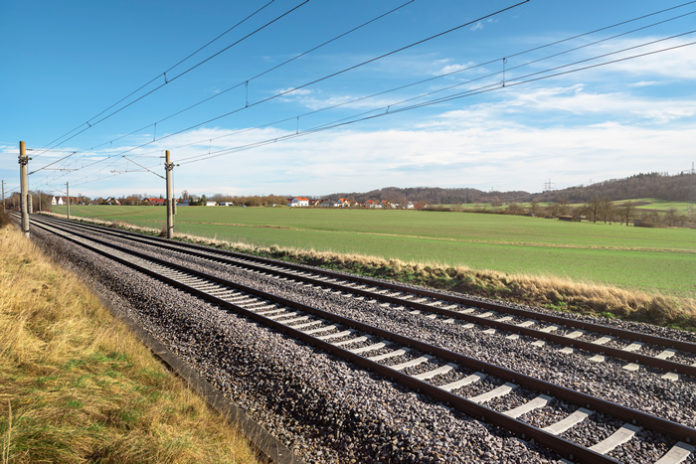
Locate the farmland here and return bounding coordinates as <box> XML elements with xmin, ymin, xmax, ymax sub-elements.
<box><xmin>50</xmin><ymin>205</ymin><xmax>696</xmax><ymax>297</ymax></box>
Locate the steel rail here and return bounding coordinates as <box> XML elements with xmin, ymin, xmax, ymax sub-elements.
<box><xmin>31</xmin><ymin>218</ymin><xmax>696</xmax><ymax>463</ymax></box>
<box><xmin>36</xmin><ymin>215</ymin><xmax>696</xmax><ymax>378</ymax></box>
<box><xmin>40</xmin><ymin>214</ymin><xmax>696</xmax><ymax>354</ymax></box>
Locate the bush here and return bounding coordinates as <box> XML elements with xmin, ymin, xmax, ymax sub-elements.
<box><xmin>0</xmin><ymin>210</ymin><xmax>10</xmax><ymax>229</ymax></box>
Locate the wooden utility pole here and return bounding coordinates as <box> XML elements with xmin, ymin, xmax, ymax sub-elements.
<box><xmin>165</xmin><ymin>150</ymin><xmax>174</xmax><ymax>239</ymax></box>
<box><xmin>28</xmin><ymin>193</ymin><xmax>33</xmax><ymax>214</ymax></box>
<box><xmin>66</xmin><ymin>182</ymin><xmax>71</xmax><ymax>219</ymax></box>
<box><xmin>1</xmin><ymin>180</ymin><xmax>5</xmax><ymax>211</ymax></box>
<box><xmin>18</xmin><ymin>141</ymin><xmax>30</xmax><ymax>237</ymax></box>
<box><xmin>38</xmin><ymin>190</ymin><xmax>42</xmax><ymax>212</ymax></box>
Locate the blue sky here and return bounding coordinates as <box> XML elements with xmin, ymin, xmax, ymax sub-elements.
<box><xmin>1</xmin><ymin>0</ymin><xmax>695</xmax><ymax>198</ymax></box>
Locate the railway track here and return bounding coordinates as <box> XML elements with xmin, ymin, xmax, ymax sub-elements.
<box><xmin>30</xmin><ymin>215</ymin><xmax>696</xmax><ymax>463</ymax></box>
<box><xmin>37</xmin><ymin>214</ymin><xmax>696</xmax><ymax>382</ymax></box>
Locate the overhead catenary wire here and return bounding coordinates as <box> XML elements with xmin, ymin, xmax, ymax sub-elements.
<box><xmin>33</xmin><ymin>0</ymin><xmax>303</xmax><ymax>154</ymax></box>
<box><xmin>35</xmin><ymin>0</ymin><xmax>692</xmax><ymax>177</ymax></box>
<box><xmin>158</xmin><ymin>4</ymin><xmax>696</xmax><ymax>162</ymax></box>
<box><xmin>30</xmin><ymin>2</ymin><xmax>696</xmax><ymax>188</ymax></box>
<box><xmin>50</xmin><ymin>33</ymin><xmax>696</xmax><ymax>192</ymax></box>
<box><xmin>84</xmin><ymin>0</ymin><xmax>419</xmax><ymax>153</ymax></box>
<box><xmin>177</xmin><ymin>37</ymin><xmax>696</xmax><ymax>165</ymax></box>
<box><xmin>35</xmin><ymin>14</ymin><xmax>696</xmax><ymax>186</ymax></box>
<box><xmin>50</xmin><ymin>0</ymin><xmax>530</xmax><ymax>176</ymax></box>
<box><xmin>61</xmin><ymin>0</ymin><xmax>696</xmax><ymax>164</ymax></box>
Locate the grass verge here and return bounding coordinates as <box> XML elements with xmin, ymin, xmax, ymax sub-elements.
<box><xmin>42</xmin><ymin>212</ymin><xmax>696</xmax><ymax>332</ymax></box>
<box><xmin>0</xmin><ymin>218</ymin><xmax>260</xmax><ymax>463</ymax></box>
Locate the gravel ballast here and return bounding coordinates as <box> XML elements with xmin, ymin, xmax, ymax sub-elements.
<box><xmin>55</xmin><ymin>219</ymin><xmax>696</xmax><ymax>430</ymax></box>
<box><xmin>31</xmin><ymin>223</ymin><xmax>567</xmax><ymax>463</ymax></box>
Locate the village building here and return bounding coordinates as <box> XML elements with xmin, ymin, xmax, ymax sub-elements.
<box><xmin>144</xmin><ymin>197</ymin><xmax>166</xmax><ymax>206</ymax></box>
<box><xmin>289</xmin><ymin>197</ymin><xmax>310</xmax><ymax>207</ymax></box>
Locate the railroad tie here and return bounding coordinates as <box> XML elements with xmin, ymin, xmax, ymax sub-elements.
<box><xmin>655</xmin><ymin>442</ymin><xmax>695</xmax><ymax>464</ymax></box>
<box><xmin>542</xmin><ymin>408</ymin><xmax>592</xmax><ymax>435</ymax></box>
<box><xmin>588</xmin><ymin>423</ymin><xmax>640</xmax><ymax>455</ymax></box>
<box><xmin>333</xmin><ymin>336</ymin><xmax>368</xmax><ymax>347</ymax></box>
<box><xmin>368</xmin><ymin>349</ymin><xmax>408</xmax><ymax>362</ymax></box>
<box><xmin>303</xmin><ymin>325</ymin><xmax>336</xmax><ymax>335</ymax></box>
<box><xmin>388</xmin><ymin>356</ymin><xmax>431</xmax><ymax>371</ymax></box>
<box><xmin>412</xmin><ymin>363</ymin><xmax>456</xmax><ymax>381</ymax></box>
<box><xmin>317</xmin><ymin>330</ymin><xmax>352</xmax><ymax>341</ymax></box>
<box><xmin>350</xmin><ymin>342</ymin><xmax>386</xmax><ymax>355</ymax></box>
<box><xmin>503</xmin><ymin>394</ymin><xmax>552</xmax><ymax>419</ymax></box>
<box><xmin>438</xmin><ymin>372</ymin><xmax>486</xmax><ymax>392</ymax></box>
<box><xmin>468</xmin><ymin>383</ymin><xmax>517</xmax><ymax>404</ymax></box>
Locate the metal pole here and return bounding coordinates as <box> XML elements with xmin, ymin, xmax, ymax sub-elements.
<box><xmin>165</xmin><ymin>150</ymin><xmax>174</xmax><ymax>239</ymax></box>
<box><xmin>38</xmin><ymin>190</ymin><xmax>41</xmax><ymax>212</ymax></box>
<box><xmin>18</xmin><ymin>141</ymin><xmax>30</xmax><ymax>237</ymax></box>
<box><xmin>1</xmin><ymin>180</ymin><xmax>5</xmax><ymax>212</ymax></box>
<box><xmin>66</xmin><ymin>182</ymin><xmax>70</xmax><ymax>220</ymax></box>
<box><xmin>28</xmin><ymin>193</ymin><xmax>33</xmax><ymax>214</ymax></box>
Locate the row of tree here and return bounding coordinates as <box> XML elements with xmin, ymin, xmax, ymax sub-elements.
<box><xmin>493</xmin><ymin>198</ymin><xmax>692</xmax><ymax>228</ymax></box>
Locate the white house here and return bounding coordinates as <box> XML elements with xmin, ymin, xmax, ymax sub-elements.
<box><xmin>218</xmin><ymin>201</ymin><xmax>233</xmax><ymax>206</ymax></box>
<box><xmin>51</xmin><ymin>196</ymin><xmax>64</xmax><ymax>206</ymax></box>
<box><xmin>289</xmin><ymin>197</ymin><xmax>309</xmax><ymax>207</ymax></box>
<box><xmin>206</xmin><ymin>201</ymin><xmax>217</xmax><ymax>207</ymax></box>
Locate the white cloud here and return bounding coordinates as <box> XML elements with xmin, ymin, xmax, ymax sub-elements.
<box><xmin>470</xmin><ymin>21</ymin><xmax>484</xmax><ymax>32</ymax></box>
<box><xmin>51</xmin><ymin>113</ymin><xmax>695</xmax><ymax>198</ymax></box>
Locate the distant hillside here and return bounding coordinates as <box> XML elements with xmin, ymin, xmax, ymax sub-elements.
<box><xmin>534</xmin><ymin>172</ymin><xmax>695</xmax><ymax>203</ymax></box>
<box><xmin>327</xmin><ymin>172</ymin><xmax>695</xmax><ymax>204</ymax></box>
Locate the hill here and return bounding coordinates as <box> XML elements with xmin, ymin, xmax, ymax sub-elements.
<box><xmin>327</xmin><ymin>172</ymin><xmax>696</xmax><ymax>205</ymax></box>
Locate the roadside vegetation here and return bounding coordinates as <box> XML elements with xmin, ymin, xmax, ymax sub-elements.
<box><xmin>0</xmin><ymin>215</ymin><xmax>259</xmax><ymax>464</ymax></box>
<box><xmin>42</xmin><ymin>211</ymin><xmax>696</xmax><ymax>332</ymax></box>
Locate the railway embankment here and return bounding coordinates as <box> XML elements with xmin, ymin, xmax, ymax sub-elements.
<box><xmin>26</xmin><ymin>214</ymin><xmax>696</xmax><ymax>463</ymax></box>
<box><xmin>41</xmin><ymin>211</ymin><xmax>696</xmax><ymax>332</ymax></box>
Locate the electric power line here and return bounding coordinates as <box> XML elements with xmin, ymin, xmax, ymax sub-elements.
<box><xmin>33</xmin><ymin>0</ymin><xmax>303</xmax><ymax>154</ymax></box>
<box><xmin>44</xmin><ymin>0</ymin><xmax>530</xmax><ymax>177</ymax></box>
<box><xmin>177</xmin><ymin>38</ymin><xmax>696</xmax><ymax>165</ymax></box>
<box><xmin>83</xmin><ymin>0</ymin><xmax>419</xmax><ymax>154</ymax></box>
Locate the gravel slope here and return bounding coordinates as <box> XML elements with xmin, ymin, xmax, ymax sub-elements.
<box><xmin>57</xmin><ymin>221</ymin><xmax>696</xmax><ymax>429</ymax></box>
<box><xmin>32</xmin><ymin>224</ymin><xmax>566</xmax><ymax>463</ymax></box>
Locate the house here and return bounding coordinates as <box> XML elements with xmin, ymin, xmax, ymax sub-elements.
<box><xmin>319</xmin><ymin>199</ymin><xmax>342</xmax><ymax>208</ymax></box>
<box><xmin>145</xmin><ymin>197</ymin><xmax>166</xmax><ymax>206</ymax></box>
<box><xmin>206</xmin><ymin>201</ymin><xmax>217</xmax><ymax>207</ymax></box>
<box><xmin>365</xmin><ymin>200</ymin><xmax>382</xmax><ymax>209</ymax></box>
<box><xmin>338</xmin><ymin>198</ymin><xmax>350</xmax><ymax>208</ymax></box>
<box><xmin>289</xmin><ymin>197</ymin><xmax>309</xmax><ymax>207</ymax></box>
<box><xmin>406</xmin><ymin>202</ymin><xmax>415</xmax><ymax>209</ymax></box>
<box><xmin>52</xmin><ymin>196</ymin><xmax>82</xmax><ymax>205</ymax></box>
<box><xmin>218</xmin><ymin>201</ymin><xmax>233</xmax><ymax>206</ymax></box>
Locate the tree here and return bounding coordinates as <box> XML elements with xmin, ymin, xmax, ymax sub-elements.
<box><xmin>621</xmin><ymin>201</ymin><xmax>635</xmax><ymax>226</ymax></box>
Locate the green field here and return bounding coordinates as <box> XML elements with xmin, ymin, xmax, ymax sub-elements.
<box><xmin>449</xmin><ymin>198</ymin><xmax>693</xmax><ymax>213</ymax></box>
<box><xmin>51</xmin><ymin>205</ymin><xmax>696</xmax><ymax>297</ymax></box>
<box><xmin>629</xmin><ymin>198</ymin><xmax>693</xmax><ymax>213</ymax></box>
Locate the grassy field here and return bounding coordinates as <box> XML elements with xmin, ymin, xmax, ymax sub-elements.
<box><xmin>51</xmin><ymin>205</ymin><xmax>695</xmax><ymax>298</ymax></box>
<box><xmin>630</xmin><ymin>198</ymin><xmax>693</xmax><ymax>213</ymax></box>
<box><xmin>450</xmin><ymin>198</ymin><xmax>693</xmax><ymax>213</ymax></box>
<box><xmin>0</xmin><ymin>221</ymin><xmax>259</xmax><ymax>463</ymax></box>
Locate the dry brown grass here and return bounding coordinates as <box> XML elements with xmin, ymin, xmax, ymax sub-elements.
<box><xmin>0</xmin><ymin>222</ymin><xmax>260</xmax><ymax>464</ymax></box>
<box><xmin>40</xmin><ymin>212</ymin><xmax>696</xmax><ymax>331</ymax></box>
